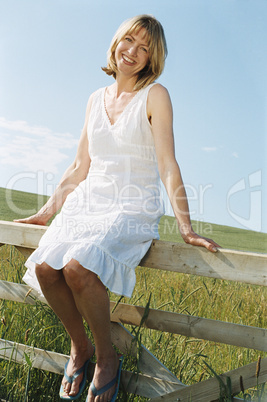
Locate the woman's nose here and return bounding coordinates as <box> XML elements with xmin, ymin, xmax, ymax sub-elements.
<box><xmin>128</xmin><ymin>45</ymin><xmax>137</xmax><ymax>57</ymax></box>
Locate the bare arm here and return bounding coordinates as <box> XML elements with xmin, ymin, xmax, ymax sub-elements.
<box><xmin>148</xmin><ymin>84</ymin><xmax>219</xmax><ymax>252</ymax></box>
<box><xmin>14</xmin><ymin>95</ymin><xmax>93</xmax><ymax>225</ymax></box>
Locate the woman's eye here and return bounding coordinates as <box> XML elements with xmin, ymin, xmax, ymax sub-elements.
<box><xmin>125</xmin><ymin>37</ymin><xmax>132</xmax><ymax>42</ymax></box>
<box><xmin>141</xmin><ymin>47</ymin><xmax>148</xmax><ymax>53</ymax></box>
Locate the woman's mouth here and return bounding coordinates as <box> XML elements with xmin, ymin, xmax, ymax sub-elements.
<box><xmin>122</xmin><ymin>54</ymin><xmax>135</xmax><ymax>64</ymax></box>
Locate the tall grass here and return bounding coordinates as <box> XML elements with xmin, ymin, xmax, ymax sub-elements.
<box><xmin>1</xmin><ymin>243</ymin><xmax>266</xmax><ymax>401</ymax></box>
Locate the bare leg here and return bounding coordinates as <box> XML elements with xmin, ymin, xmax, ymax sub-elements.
<box><xmin>63</xmin><ymin>260</ymin><xmax>119</xmax><ymax>402</ymax></box>
<box><xmin>35</xmin><ymin>263</ymin><xmax>95</xmax><ymax>397</ymax></box>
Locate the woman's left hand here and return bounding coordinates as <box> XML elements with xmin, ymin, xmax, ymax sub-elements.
<box><xmin>181</xmin><ymin>231</ymin><xmax>221</xmax><ymax>253</ymax></box>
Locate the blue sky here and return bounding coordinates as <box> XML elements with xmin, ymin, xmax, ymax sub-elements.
<box><xmin>1</xmin><ymin>0</ymin><xmax>266</xmax><ymax>233</ymax></box>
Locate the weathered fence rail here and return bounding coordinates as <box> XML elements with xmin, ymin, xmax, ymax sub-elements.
<box><xmin>0</xmin><ymin>220</ymin><xmax>266</xmax><ymax>401</ymax></box>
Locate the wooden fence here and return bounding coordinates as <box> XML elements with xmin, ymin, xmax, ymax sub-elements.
<box><xmin>0</xmin><ymin>220</ymin><xmax>266</xmax><ymax>401</ymax></box>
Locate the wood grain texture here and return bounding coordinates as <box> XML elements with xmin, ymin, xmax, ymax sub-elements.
<box><xmin>0</xmin><ymin>338</ymin><xmax>183</xmax><ymax>398</ymax></box>
<box><xmin>2</xmin><ymin>281</ymin><xmax>265</xmax><ymax>351</ymax></box>
<box><xmin>150</xmin><ymin>358</ymin><xmax>267</xmax><ymax>401</ymax></box>
<box><xmin>1</xmin><ymin>220</ymin><xmax>266</xmax><ymax>285</ymax></box>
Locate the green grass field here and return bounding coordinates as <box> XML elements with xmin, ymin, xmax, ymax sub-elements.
<box><xmin>0</xmin><ymin>187</ymin><xmax>266</xmax><ymax>401</ymax></box>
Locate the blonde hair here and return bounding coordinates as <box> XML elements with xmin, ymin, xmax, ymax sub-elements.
<box><xmin>102</xmin><ymin>15</ymin><xmax>168</xmax><ymax>91</ymax></box>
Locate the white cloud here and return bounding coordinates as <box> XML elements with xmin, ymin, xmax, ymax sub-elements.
<box><xmin>0</xmin><ymin>117</ymin><xmax>79</xmax><ymax>174</ymax></box>
<box><xmin>201</xmin><ymin>146</ymin><xmax>218</xmax><ymax>152</ymax></box>
<box><xmin>232</xmin><ymin>152</ymin><xmax>239</xmax><ymax>158</ymax></box>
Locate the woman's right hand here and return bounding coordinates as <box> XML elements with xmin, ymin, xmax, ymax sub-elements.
<box><xmin>14</xmin><ymin>213</ymin><xmax>48</xmax><ymax>226</ymax></box>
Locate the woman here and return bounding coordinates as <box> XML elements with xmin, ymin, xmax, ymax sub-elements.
<box><xmin>15</xmin><ymin>15</ymin><xmax>219</xmax><ymax>402</ymax></box>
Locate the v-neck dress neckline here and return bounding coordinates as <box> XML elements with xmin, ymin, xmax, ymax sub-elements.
<box><xmin>102</xmin><ymin>87</ymin><xmax>142</xmax><ymax>128</ymax></box>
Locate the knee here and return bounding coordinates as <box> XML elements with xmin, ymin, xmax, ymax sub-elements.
<box><xmin>63</xmin><ymin>260</ymin><xmax>97</xmax><ymax>293</ymax></box>
<box><xmin>35</xmin><ymin>262</ymin><xmax>62</xmax><ymax>288</ymax></box>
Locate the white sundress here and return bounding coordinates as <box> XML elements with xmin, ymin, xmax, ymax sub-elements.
<box><xmin>23</xmin><ymin>83</ymin><xmax>165</xmax><ymax>298</ymax></box>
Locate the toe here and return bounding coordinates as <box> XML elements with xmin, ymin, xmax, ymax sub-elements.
<box><xmin>69</xmin><ymin>380</ymin><xmax>80</xmax><ymax>396</ymax></box>
<box><xmin>61</xmin><ymin>378</ymin><xmax>71</xmax><ymax>396</ymax></box>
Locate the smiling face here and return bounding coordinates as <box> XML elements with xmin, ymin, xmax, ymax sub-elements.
<box><xmin>114</xmin><ymin>28</ymin><xmax>150</xmax><ymax>79</ymax></box>
<box><xmin>103</xmin><ymin>15</ymin><xmax>167</xmax><ymax>90</ymax></box>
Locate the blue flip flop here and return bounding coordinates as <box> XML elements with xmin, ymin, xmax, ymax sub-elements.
<box><xmin>59</xmin><ymin>356</ymin><xmax>92</xmax><ymax>400</ymax></box>
<box><xmin>86</xmin><ymin>355</ymin><xmax>124</xmax><ymax>402</ymax></box>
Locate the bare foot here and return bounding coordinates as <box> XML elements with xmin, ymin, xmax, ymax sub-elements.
<box><xmin>88</xmin><ymin>350</ymin><xmax>119</xmax><ymax>402</ymax></box>
<box><xmin>61</xmin><ymin>342</ymin><xmax>95</xmax><ymax>398</ymax></box>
